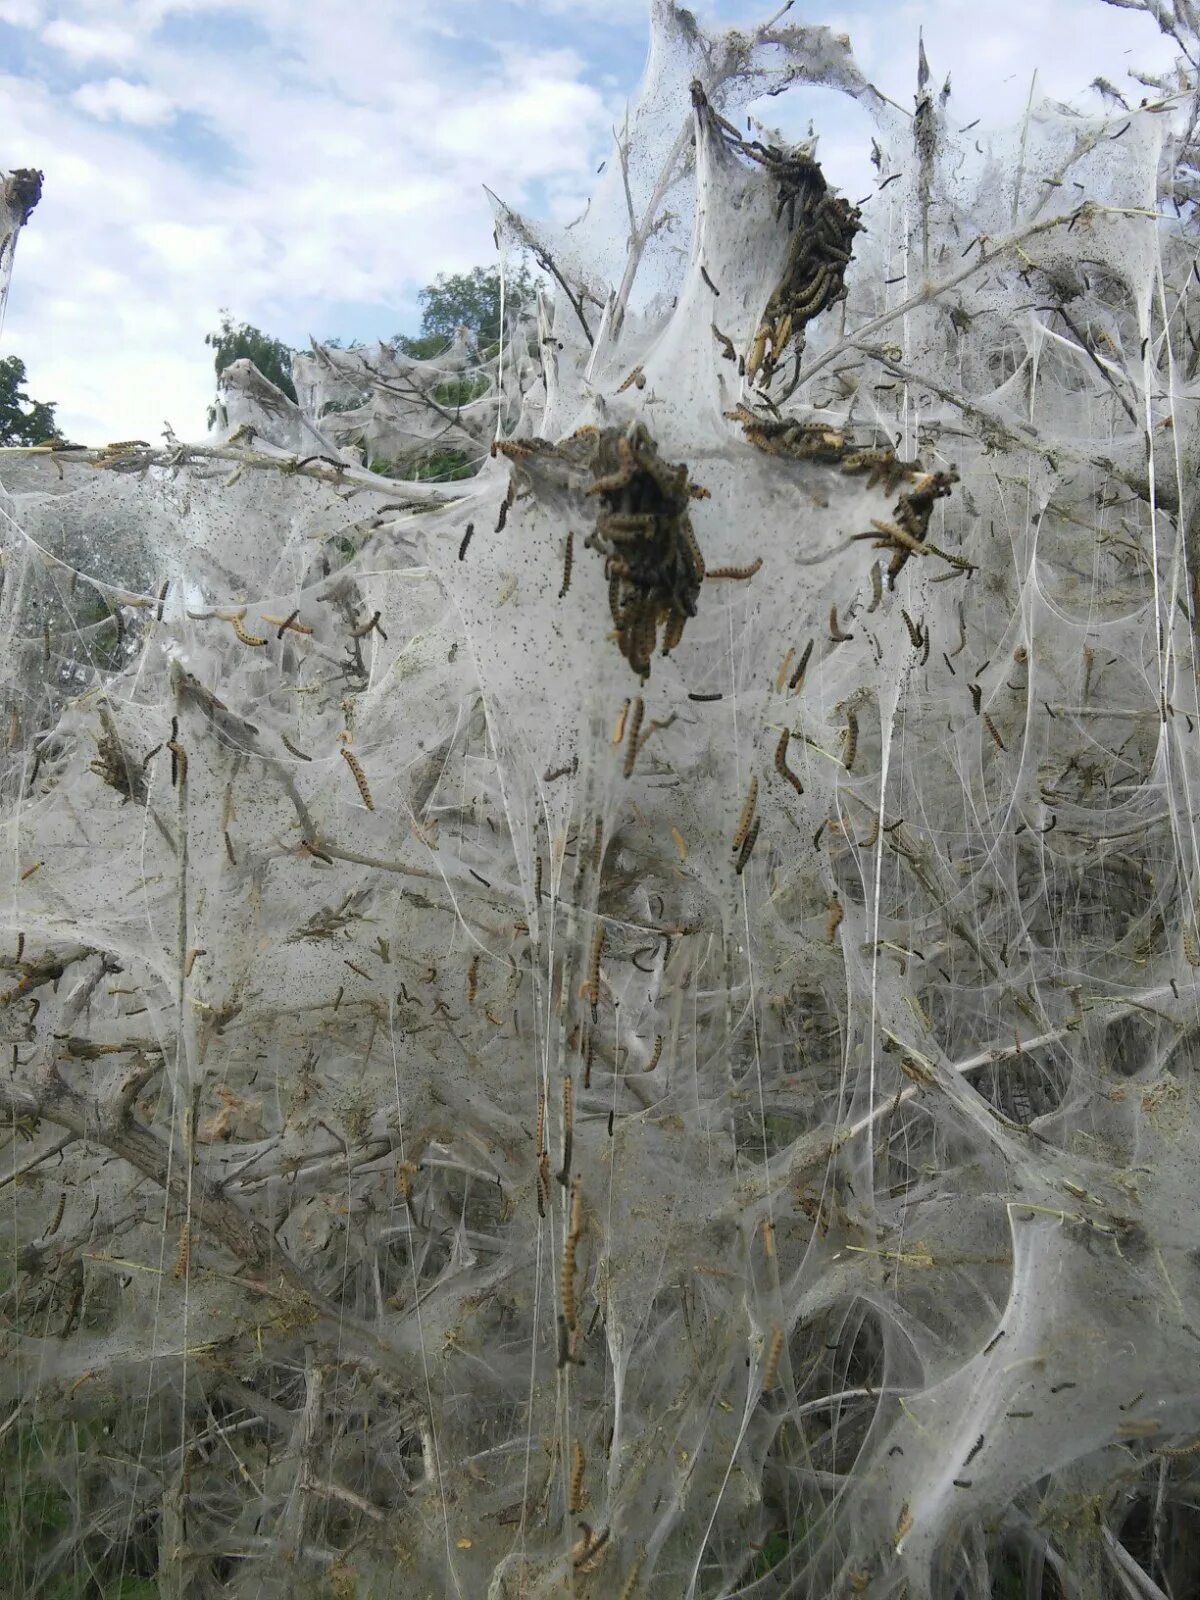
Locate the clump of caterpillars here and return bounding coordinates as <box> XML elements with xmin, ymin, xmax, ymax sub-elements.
<box><xmin>727</xmin><ymin>406</ymin><xmax>968</xmax><ymax>584</ymax></box>
<box><xmin>495</xmin><ymin>419</ymin><xmax>710</xmax><ymax>678</ymax></box>
<box><xmin>692</xmin><ymin>81</ymin><xmax>862</xmax><ymax>385</ymax></box>
<box><xmin>586</xmin><ymin>421</ymin><xmax>710</xmax><ymax>677</ymax></box>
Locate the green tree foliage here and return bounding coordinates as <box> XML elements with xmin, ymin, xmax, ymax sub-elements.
<box><xmin>0</xmin><ymin>355</ymin><xmax>59</xmax><ymax>445</ymax></box>
<box><xmin>204</xmin><ymin>311</ymin><xmax>297</xmax><ymax>429</ymax></box>
<box><xmin>396</xmin><ymin>264</ymin><xmax>538</xmax><ymax>359</ymax></box>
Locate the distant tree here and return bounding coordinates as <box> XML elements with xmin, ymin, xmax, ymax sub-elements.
<box><xmin>0</xmin><ymin>354</ymin><xmax>59</xmax><ymax>445</ymax></box>
<box><xmin>396</xmin><ymin>265</ymin><xmax>538</xmax><ymax>359</ymax></box>
<box><xmin>204</xmin><ymin>312</ymin><xmax>297</xmax><ymax>430</ymax></box>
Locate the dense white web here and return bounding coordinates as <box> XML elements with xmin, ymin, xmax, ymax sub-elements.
<box><xmin>2</xmin><ymin>4</ymin><xmax>1200</xmax><ymax>1597</ymax></box>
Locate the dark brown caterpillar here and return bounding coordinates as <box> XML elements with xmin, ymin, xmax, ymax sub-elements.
<box><xmin>588</xmin><ymin>925</ymin><xmax>605</xmax><ymax>1023</ymax></box>
<box><xmin>735</xmin><ymin>815</ymin><xmax>761</xmax><ymax>875</ymax></box>
<box><xmin>788</xmin><ymin>639</ymin><xmax>814</xmax><ymax>692</ymax></box>
<box><xmin>829</xmin><ymin>607</ymin><xmax>854</xmax><ymax>643</ymax></box>
<box><xmin>843</xmin><ymin>710</ymin><xmax>859</xmax><ymax>772</ymax></box>
<box><xmin>623</xmin><ymin>697</ymin><xmax>644</xmax><ymax>779</ymax></box>
<box><xmin>559</xmin><ymin>530</ymin><xmax>574</xmax><ymax>597</ymax></box>
<box><xmin>775</xmin><ymin>728</ymin><xmax>804</xmax><ymax>797</ymax></box>
<box><xmin>732</xmin><ymin>776</ymin><xmax>758</xmax><ymax>853</ymax></box>
<box><xmin>557</xmin><ymin>1075</ymin><xmax>574</xmax><ymax>1187</ymax></box>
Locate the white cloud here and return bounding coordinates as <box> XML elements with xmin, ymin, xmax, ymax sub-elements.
<box><xmin>41</xmin><ymin>18</ymin><xmax>141</xmax><ymax>63</ymax></box>
<box><xmin>0</xmin><ymin>0</ymin><xmax>43</xmax><ymax>26</ymax></box>
<box><xmin>73</xmin><ymin>77</ymin><xmax>176</xmax><ymax>125</ymax></box>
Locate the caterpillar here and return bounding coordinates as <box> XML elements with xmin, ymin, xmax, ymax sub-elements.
<box><xmin>646</xmin><ymin>1034</ymin><xmax>663</xmax><ymax>1072</ymax></box>
<box><xmin>623</xmin><ymin>697</ymin><xmax>645</xmax><ymax>779</ymax></box>
<box><xmin>340</xmin><ymin>747</ymin><xmax>375</xmax><ymax>811</ymax></box>
<box><xmin>264</xmin><ymin>609</ymin><xmax>314</xmax><ymax>637</ymax></box>
<box><xmin>468</xmin><ymin>952</ymin><xmax>480</xmax><ymax>1005</ymax></box>
<box><xmin>984</xmin><ymin>713</ymin><xmax>1006</xmax><ymax>750</ymax></box>
<box><xmin>458</xmin><ymin>522</ymin><xmax>475</xmax><ymax>560</ymax></box>
<box><xmin>166</xmin><ymin>734</ymin><xmax>188</xmax><ymax>789</ymax></box>
<box><xmin>775</xmin><ymin>729</ymin><xmax>804</xmax><ymax>797</ymax></box>
<box><xmin>45</xmin><ymin>1190</ymin><xmax>66</xmax><ymax>1239</ymax></box>
<box><xmin>735</xmin><ymin>815</ymin><xmax>761</xmax><ymax>876</ymax></box>
<box><xmin>826</xmin><ymin>893</ymin><xmax>844</xmax><ymax>943</ymax></box>
<box><xmin>872</xmin><ymin>516</ymin><xmax>928</xmax><ymax>556</ymax></box>
<box><xmin>350</xmin><ymin>610</ymin><xmax>384</xmax><ymax>639</ymax></box>
<box><xmin>280</xmin><ymin>732</ymin><xmax>312</xmax><ymax>761</ymax></box>
<box><xmin>557</xmin><ymin>1076</ymin><xmax>574</xmax><ymax>1187</ymax></box>
<box><xmin>223</xmin><ymin>830</ymin><xmax>237</xmax><ymax>866</ymax></box>
<box><xmin>969</xmin><ymin>683</ymin><xmax>982</xmax><ymax>714</ymax></box>
<box><xmin>534</xmin><ymin>855</ymin><xmax>543</xmax><ymax>902</ymax></box>
<box><xmin>559</xmin><ymin>530</ymin><xmax>574</xmax><ymax>598</ymax></box>
<box><xmin>762</xmin><ymin>1325</ymin><xmax>783</xmax><ymax>1391</ymax></box>
<box><xmin>174</xmin><ymin>1221</ymin><xmax>191</xmax><ymax>1280</ymax></box>
<box><xmin>829</xmin><ymin>606</ymin><xmax>854</xmax><ymax>643</ymax></box>
<box><xmin>705</xmin><ymin>558</ymin><xmax>763</xmax><ymax>580</ymax></box>
<box><xmin>843</xmin><ymin>710</ymin><xmax>859</xmax><ymax>772</ymax></box>
<box><xmin>1183</xmin><ymin>924</ymin><xmax>1200</xmax><ymax>967</ymax></box>
<box><xmin>588</xmin><ymin>925</ymin><xmax>605</xmax><ymax>1023</ymax></box>
<box><xmin>732</xmin><ymin>776</ymin><xmax>758</xmax><ymax>853</ymax></box>
<box><xmin>866</xmin><ymin>560</ymin><xmax>883</xmax><ymax>613</ymax></box>
<box><xmin>561</xmin><ymin>1182</ymin><xmax>581</xmax><ymax>1325</ymax></box>
<box><xmin>231</xmin><ymin>614</ymin><xmax>267</xmax><ymax>647</ymax></box>
<box><xmin>584</xmin><ymin>1030</ymin><xmax>595</xmax><ymax>1090</ymax></box>
<box><xmin>900</xmin><ymin>609</ymin><xmax>922</xmax><ymax>648</ymax></box>
<box><xmin>612</xmin><ymin>699</ymin><xmax>631</xmax><ymax>746</ymax></box>
<box><xmin>156</xmin><ymin>579</ymin><xmax>169</xmax><ymax>621</ymax></box>
<box><xmin>537</xmin><ymin>1151</ymin><xmax>551</xmax><ymax>1218</ymax></box>
<box><xmin>776</xmin><ymin>646</ymin><xmax>796</xmax><ymax>692</ymax></box>
<box><xmin>788</xmin><ymin>639</ymin><xmax>814</xmax><ymax>692</ymax></box>
<box><xmin>569</xmin><ymin>1440</ymin><xmax>586</xmax><ymax>1512</ymax></box>
<box><xmin>618</xmin><ymin>1553</ymin><xmax>645</xmax><ymax>1600</ymax></box>
<box><xmin>1156</xmin><ymin>1435</ymin><xmax>1200</xmax><ymax>1459</ymax></box>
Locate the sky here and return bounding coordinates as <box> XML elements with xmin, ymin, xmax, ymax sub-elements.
<box><xmin>0</xmin><ymin>0</ymin><xmax>1179</xmax><ymax>444</ymax></box>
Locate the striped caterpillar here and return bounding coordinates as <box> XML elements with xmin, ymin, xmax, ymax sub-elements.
<box><xmin>557</xmin><ymin>1076</ymin><xmax>574</xmax><ymax>1187</ymax></box>
<box><xmin>569</xmin><ymin>1440</ymin><xmax>586</xmax><ymax>1512</ymax></box>
<box><xmin>588</xmin><ymin>925</ymin><xmax>605</xmax><ymax>1022</ymax></box>
<box><xmin>560</xmin><ymin>1178</ymin><xmax>582</xmax><ymax>1325</ymax></box>
<box><xmin>560</xmin><ymin>530</ymin><xmax>574</xmax><ymax>597</ymax></box>
<box><xmin>174</xmin><ymin>1221</ymin><xmax>191</xmax><ymax>1280</ymax></box>
<box><xmin>762</xmin><ymin>1325</ymin><xmax>783</xmax><ymax>1391</ymax></box>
